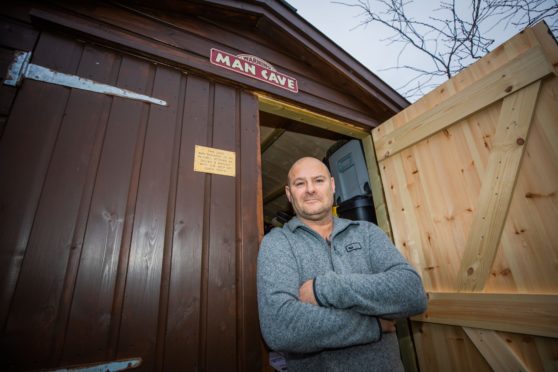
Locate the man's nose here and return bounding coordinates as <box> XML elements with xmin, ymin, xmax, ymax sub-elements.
<box><xmin>306</xmin><ymin>182</ymin><xmax>316</xmax><ymax>193</ymax></box>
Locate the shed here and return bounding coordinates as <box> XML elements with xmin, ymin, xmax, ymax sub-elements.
<box><xmin>0</xmin><ymin>1</ymin><xmax>407</xmax><ymax>370</ymax></box>
<box><xmin>2</xmin><ymin>2</ymin><xmax>557</xmax><ymax>372</ymax></box>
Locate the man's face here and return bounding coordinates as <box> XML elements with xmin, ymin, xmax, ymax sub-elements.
<box><xmin>286</xmin><ymin>158</ymin><xmax>335</xmax><ymax>222</ymax></box>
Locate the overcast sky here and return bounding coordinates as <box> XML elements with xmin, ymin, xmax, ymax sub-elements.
<box><xmin>285</xmin><ymin>0</ymin><xmax>537</xmax><ymax>101</ymax></box>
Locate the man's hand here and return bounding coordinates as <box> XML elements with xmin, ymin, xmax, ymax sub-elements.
<box><xmin>299</xmin><ymin>279</ymin><xmax>318</xmax><ymax>305</ymax></box>
<box><xmin>379</xmin><ymin>318</ymin><xmax>396</xmax><ymax>333</ymax></box>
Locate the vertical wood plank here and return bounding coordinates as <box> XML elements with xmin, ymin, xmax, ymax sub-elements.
<box><xmin>380</xmin><ymin>152</ymin><xmax>433</xmax><ymax>288</ymax></box>
<box><xmin>60</xmin><ymin>55</ymin><xmax>152</xmax><ymax>366</ymax></box>
<box><xmin>164</xmin><ymin>75</ymin><xmax>211</xmax><ymax>371</ymax></box>
<box><xmin>362</xmin><ymin>134</ymin><xmax>419</xmax><ymax>372</ymax></box>
<box><xmin>0</xmin><ymin>33</ymin><xmax>80</xmax><ymax>336</ymax></box>
<box><xmin>1</xmin><ymin>34</ymin><xmax>108</xmax><ymax>369</ymax></box>
<box><xmin>237</xmin><ymin>91</ymin><xmax>263</xmax><ymax>370</ymax></box>
<box><xmin>206</xmin><ymin>83</ymin><xmax>238</xmax><ymax>370</ymax></box>
<box><xmin>49</xmin><ymin>44</ymin><xmax>119</xmax><ymax>366</ymax></box>
<box><xmin>457</xmin><ymin>81</ymin><xmax>542</xmax><ymax>291</ymax></box>
<box><xmin>155</xmin><ymin>70</ymin><xmax>186</xmax><ymax>372</ymax></box>
<box><xmin>106</xmin><ymin>78</ymin><xmax>151</xmax><ymax>366</ymax></box>
<box><xmin>116</xmin><ymin>65</ymin><xmax>181</xmax><ymax>370</ymax></box>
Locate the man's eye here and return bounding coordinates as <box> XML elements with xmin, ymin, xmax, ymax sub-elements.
<box><xmin>295</xmin><ymin>182</ymin><xmax>304</xmax><ymax>187</ymax></box>
<box><xmin>316</xmin><ymin>179</ymin><xmax>324</xmax><ymax>183</ymax></box>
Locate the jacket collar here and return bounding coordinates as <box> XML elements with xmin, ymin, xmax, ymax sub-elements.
<box><xmin>286</xmin><ymin>216</ymin><xmax>358</xmax><ymax>239</ymax></box>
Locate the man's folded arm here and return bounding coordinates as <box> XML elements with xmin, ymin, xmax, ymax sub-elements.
<box><xmin>257</xmin><ymin>232</ymin><xmax>381</xmax><ymax>354</ymax></box>
<box><xmin>314</xmin><ymin>224</ymin><xmax>428</xmax><ymax>318</ymax></box>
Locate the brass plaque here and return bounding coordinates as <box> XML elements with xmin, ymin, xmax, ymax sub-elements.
<box><xmin>193</xmin><ymin>145</ymin><xmax>236</xmax><ymax>177</ymax></box>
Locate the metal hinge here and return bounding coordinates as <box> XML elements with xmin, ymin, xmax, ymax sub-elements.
<box><xmin>48</xmin><ymin>357</ymin><xmax>142</xmax><ymax>372</ymax></box>
<box><xmin>4</xmin><ymin>51</ymin><xmax>167</xmax><ymax>106</ymax></box>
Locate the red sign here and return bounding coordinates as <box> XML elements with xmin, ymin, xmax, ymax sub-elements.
<box><xmin>210</xmin><ymin>48</ymin><xmax>298</xmax><ymax>93</ymax></box>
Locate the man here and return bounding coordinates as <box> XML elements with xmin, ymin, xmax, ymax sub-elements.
<box><xmin>257</xmin><ymin>157</ymin><xmax>427</xmax><ymax>371</ymax></box>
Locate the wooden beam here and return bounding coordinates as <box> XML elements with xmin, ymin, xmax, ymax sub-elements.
<box><xmin>412</xmin><ymin>292</ymin><xmax>558</xmax><ymax>338</ymax></box>
<box><xmin>463</xmin><ymin>328</ymin><xmax>530</xmax><ymax>372</ymax></box>
<box><xmin>263</xmin><ymin>185</ymin><xmax>286</xmax><ymax>205</ymax></box>
<box><xmin>456</xmin><ymin>81</ymin><xmax>542</xmax><ymax>291</ymax></box>
<box><xmin>361</xmin><ymin>135</ymin><xmax>393</xmax><ymax>240</ymax></box>
<box><xmin>373</xmin><ymin>46</ymin><xmax>553</xmax><ymax>161</ymax></box>
<box><xmin>260</xmin><ymin>127</ymin><xmax>286</xmax><ymax>154</ymax></box>
<box><xmin>257</xmin><ymin>94</ymin><xmax>371</xmax><ymax>139</ymax></box>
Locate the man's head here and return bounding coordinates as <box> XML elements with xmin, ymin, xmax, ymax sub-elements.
<box><xmin>285</xmin><ymin>157</ymin><xmax>335</xmax><ymax>223</ymax></box>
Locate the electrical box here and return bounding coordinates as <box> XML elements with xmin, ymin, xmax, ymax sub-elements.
<box><xmin>327</xmin><ymin>139</ymin><xmax>371</xmax><ymax>204</ymax></box>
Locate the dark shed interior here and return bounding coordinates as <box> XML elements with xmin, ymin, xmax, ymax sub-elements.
<box><xmin>259</xmin><ymin>111</ymin><xmax>349</xmax><ymax>227</ymax></box>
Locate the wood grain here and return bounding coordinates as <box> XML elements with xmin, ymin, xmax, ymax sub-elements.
<box><xmin>238</xmin><ymin>91</ymin><xmax>263</xmax><ymax>370</ymax></box>
<box><xmin>116</xmin><ymin>63</ymin><xmax>180</xmax><ymax>370</ymax></box>
<box><xmin>456</xmin><ymin>81</ymin><xmax>542</xmax><ymax>291</ymax></box>
<box><xmin>463</xmin><ymin>328</ymin><xmax>530</xmax><ymax>372</ymax></box>
<box><xmin>373</xmin><ymin>23</ymin><xmax>558</xmax><ymax>371</ymax></box>
<box><xmin>163</xmin><ymin>75</ymin><xmax>210</xmax><ymax>371</ymax></box>
<box><xmin>205</xmin><ymin>83</ymin><xmax>238</xmax><ymax>370</ymax></box>
<box><xmin>374</xmin><ymin>47</ymin><xmax>553</xmax><ymax>161</ymax></box>
<box><xmin>414</xmin><ymin>292</ymin><xmax>558</xmax><ymax>338</ymax></box>
<box><xmin>0</xmin><ymin>34</ymin><xmax>90</xmax><ymax>369</ymax></box>
<box><xmin>412</xmin><ymin>322</ymin><xmax>492</xmax><ymax>372</ymax></box>
<box><xmin>361</xmin><ymin>135</ymin><xmax>393</xmax><ymax>239</ymax></box>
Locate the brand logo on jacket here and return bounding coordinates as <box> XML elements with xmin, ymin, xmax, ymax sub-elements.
<box><xmin>345</xmin><ymin>243</ymin><xmax>362</xmax><ymax>252</ymax></box>
<box><xmin>210</xmin><ymin>48</ymin><xmax>299</xmax><ymax>93</ymax></box>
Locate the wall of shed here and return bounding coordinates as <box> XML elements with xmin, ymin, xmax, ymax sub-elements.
<box><xmin>0</xmin><ymin>2</ymin><xmax>410</xmax><ymax>370</ymax></box>
<box><xmin>27</xmin><ymin>1</ymin><xmax>391</xmax><ymax>127</ymax></box>
<box><xmin>0</xmin><ymin>22</ymin><xmax>261</xmax><ymax>371</ymax></box>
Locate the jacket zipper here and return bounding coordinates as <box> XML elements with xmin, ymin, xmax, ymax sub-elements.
<box><xmin>296</xmin><ymin>221</ymin><xmax>355</xmax><ymax>271</ymax></box>
<box><xmin>326</xmin><ymin>238</ymin><xmax>334</xmax><ymax>270</ymax></box>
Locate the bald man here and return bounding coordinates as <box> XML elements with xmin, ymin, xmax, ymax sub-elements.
<box><xmin>257</xmin><ymin>157</ymin><xmax>427</xmax><ymax>371</ymax></box>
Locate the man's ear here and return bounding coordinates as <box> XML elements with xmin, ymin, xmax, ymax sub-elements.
<box><xmin>285</xmin><ymin>186</ymin><xmax>292</xmax><ymax>203</ymax></box>
<box><xmin>331</xmin><ymin>177</ymin><xmax>336</xmax><ymax>195</ymax></box>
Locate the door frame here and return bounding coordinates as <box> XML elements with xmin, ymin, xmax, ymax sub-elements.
<box><xmin>256</xmin><ymin>92</ymin><xmax>393</xmax><ymax>238</ymax></box>
<box><xmin>255</xmin><ymin>92</ymin><xmax>418</xmax><ymax>372</ymax></box>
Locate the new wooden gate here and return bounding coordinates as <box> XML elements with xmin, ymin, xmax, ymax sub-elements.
<box><xmin>373</xmin><ymin>23</ymin><xmax>558</xmax><ymax>371</ymax></box>
<box><xmin>0</xmin><ymin>30</ymin><xmax>261</xmax><ymax>371</ymax></box>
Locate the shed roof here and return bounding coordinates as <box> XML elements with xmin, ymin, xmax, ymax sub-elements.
<box><xmin>130</xmin><ymin>0</ymin><xmax>409</xmax><ymax>121</ymax></box>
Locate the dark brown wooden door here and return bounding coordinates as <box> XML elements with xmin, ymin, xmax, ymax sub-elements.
<box><xmin>0</xmin><ymin>30</ymin><xmax>261</xmax><ymax>371</ymax></box>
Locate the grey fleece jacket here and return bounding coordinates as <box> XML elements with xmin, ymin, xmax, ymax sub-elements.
<box><xmin>257</xmin><ymin>217</ymin><xmax>427</xmax><ymax>371</ymax></box>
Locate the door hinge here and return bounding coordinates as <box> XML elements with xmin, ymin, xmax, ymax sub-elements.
<box><xmin>4</xmin><ymin>51</ymin><xmax>167</xmax><ymax>106</ymax></box>
<box><xmin>48</xmin><ymin>357</ymin><xmax>141</xmax><ymax>372</ymax></box>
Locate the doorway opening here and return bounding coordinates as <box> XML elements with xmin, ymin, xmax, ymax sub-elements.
<box><xmin>257</xmin><ymin>96</ymin><xmax>382</xmax><ymax>235</ymax></box>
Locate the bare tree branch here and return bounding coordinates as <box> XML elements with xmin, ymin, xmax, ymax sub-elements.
<box><xmin>335</xmin><ymin>0</ymin><xmax>558</xmax><ymax>100</ymax></box>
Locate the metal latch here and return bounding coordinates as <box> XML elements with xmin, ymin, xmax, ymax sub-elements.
<box><xmin>4</xmin><ymin>51</ymin><xmax>167</xmax><ymax>106</ymax></box>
